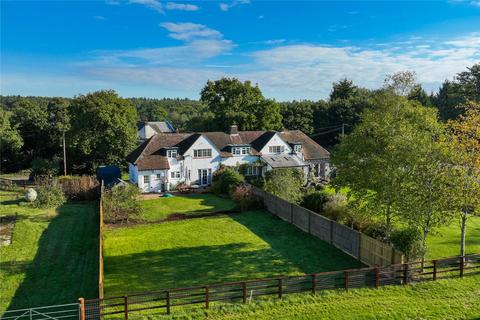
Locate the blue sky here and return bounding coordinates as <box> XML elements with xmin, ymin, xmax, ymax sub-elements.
<box><xmin>1</xmin><ymin>1</ymin><xmax>480</xmax><ymax>101</ymax></box>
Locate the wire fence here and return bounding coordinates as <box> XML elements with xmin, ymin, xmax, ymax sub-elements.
<box><xmin>1</xmin><ymin>303</ymin><xmax>80</xmax><ymax>320</ymax></box>
<box><xmin>80</xmin><ymin>254</ymin><xmax>480</xmax><ymax>319</ymax></box>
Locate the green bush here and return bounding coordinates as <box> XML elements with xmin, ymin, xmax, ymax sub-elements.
<box><xmin>302</xmin><ymin>190</ymin><xmax>328</xmax><ymax>213</ymax></box>
<box><xmin>33</xmin><ymin>181</ymin><xmax>66</xmax><ymax>209</ymax></box>
<box><xmin>264</xmin><ymin>168</ymin><xmax>304</xmax><ymax>204</ymax></box>
<box><xmin>102</xmin><ymin>184</ymin><xmax>140</xmax><ymax>224</ymax></box>
<box><xmin>30</xmin><ymin>157</ymin><xmax>60</xmax><ymax>178</ymax></box>
<box><xmin>391</xmin><ymin>228</ymin><xmax>425</xmax><ymax>261</ymax></box>
<box><xmin>211</xmin><ymin>167</ymin><xmax>244</xmax><ymax>196</ymax></box>
<box><xmin>322</xmin><ymin>193</ymin><xmax>348</xmax><ymax>221</ymax></box>
<box><xmin>230</xmin><ymin>184</ymin><xmax>263</xmax><ymax>211</ymax></box>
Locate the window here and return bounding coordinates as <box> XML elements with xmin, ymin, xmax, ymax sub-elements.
<box><xmin>143</xmin><ymin>175</ymin><xmax>150</xmax><ymax>184</ymax></box>
<box><xmin>170</xmin><ymin>171</ymin><xmax>181</xmax><ymax>179</ymax></box>
<box><xmin>194</xmin><ymin>149</ymin><xmax>212</xmax><ymax>158</ymax></box>
<box><xmin>245</xmin><ymin>166</ymin><xmax>259</xmax><ymax>176</ymax></box>
<box><xmin>156</xmin><ymin>173</ymin><xmax>164</xmax><ymax>180</ymax></box>
<box><xmin>232</xmin><ymin>147</ymin><xmax>250</xmax><ymax>155</ymax></box>
<box><xmin>167</xmin><ymin>149</ymin><xmax>177</xmax><ymax>158</ymax></box>
<box><xmin>269</xmin><ymin>146</ymin><xmax>284</xmax><ymax>154</ymax></box>
<box><xmin>294</xmin><ymin>145</ymin><xmax>302</xmax><ymax>153</ymax></box>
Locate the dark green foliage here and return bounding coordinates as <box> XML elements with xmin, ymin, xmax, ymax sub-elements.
<box><xmin>391</xmin><ymin>228</ymin><xmax>425</xmax><ymax>261</ymax></box>
<box><xmin>30</xmin><ymin>157</ymin><xmax>61</xmax><ymax>178</ymax></box>
<box><xmin>280</xmin><ymin>100</ymin><xmax>314</xmax><ymax>134</ymax></box>
<box><xmin>302</xmin><ymin>190</ymin><xmax>328</xmax><ymax>213</ymax></box>
<box><xmin>211</xmin><ymin>167</ymin><xmax>245</xmax><ymax>196</ymax></box>
<box><xmin>102</xmin><ymin>184</ymin><xmax>140</xmax><ymax>224</ymax></box>
<box><xmin>33</xmin><ymin>181</ymin><xmax>66</xmax><ymax>209</ymax></box>
<box><xmin>408</xmin><ymin>84</ymin><xmax>432</xmax><ymax>107</ymax></box>
<box><xmin>264</xmin><ymin>168</ymin><xmax>304</xmax><ymax>204</ymax></box>
<box><xmin>322</xmin><ymin>193</ymin><xmax>348</xmax><ymax>221</ymax></box>
<box><xmin>0</xmin><ymin>109</ymin><xmax>23</xmax><ymax>171</ymax></box>
<box><xmin>200</xmin><ymin>78</ymin><xmax>282</xmax><ymax>131</ymax></box>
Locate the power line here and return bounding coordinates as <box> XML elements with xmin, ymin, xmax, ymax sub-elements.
<box><xmin>309</xmin><ymin>127</ymin><xmax>344</xmax><ymax>137</ymax></box>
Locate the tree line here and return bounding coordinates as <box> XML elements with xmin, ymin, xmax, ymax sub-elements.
<box><xmin>1</xmin><ymin>63</ymin><xmax>479</xmax><ymax>176</ymax></box>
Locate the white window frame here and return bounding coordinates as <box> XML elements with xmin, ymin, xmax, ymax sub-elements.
<box><xmin>269</xmin><ymin>146</ymin><xmax>284</xmax><ymax>154</ymax></box>
<box><xmin>170</xmin><ymin>171</ymin><xmax>181</xmax><ymax>179</ymax></box>
<box><xmin>193</xmin><ymin>149</ymin><xmax>212</xmax><ymax>158</ymax></box>
<box><xmin>143</xmin><ymin>175</ymin><xmax>150</xmax><ymax>184</ymax></box>
<box><xmin>167</xmin><ymin>149</ymin><xmax>177</xmax><ymax>158</ymax></box>
<box><xmin>294</xmin><ymin>145</ymin><xmax>302</xmax><ymax>153</ymax></box>
<box><xmin>233</xmin><ymin>147</ymin><xmax>250</xmax><ymax>156</ymax></box>
<box><xmin>245</xmin><ymin>166</ymin><xmax>259</xmax><ymax>176</ymax></box>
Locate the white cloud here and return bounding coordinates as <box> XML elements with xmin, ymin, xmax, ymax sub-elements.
<box><xmin>130</xmin><ymin>0</ymin><xmax>163</xmax><ymax>13</ymax></box>
<box><xmin>94</xmin><ymin>15</ymin><xmax>106</xmax><ymax>20</ymax></box>
<box><xmin>165</xmin><ymin>2</ymin><xmax>200</xmax><ymax>11</ymax></box>
<box><xmin>219</xmin><ymin>0</ymin><xmax>250</xmax><ymax>11</ymax></box>
<box><xmin>160</xmin><ymin>22</ymin><xmax>223</xmax><ymax>41</ymax></box>
<box><xmin>264</xmin><ymin>39</ymin><xmax>286</xmax><ymax>45</ymax></box>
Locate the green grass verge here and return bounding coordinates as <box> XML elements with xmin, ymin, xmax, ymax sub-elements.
<box><xmin>103</xmin><ymin>211</ymin><xmax>363</xmax><ymax>296</ymax></box>
<box><xmin>427</xmin><ymin>215</ymin><xmax>480</xmax><ymax>259</ymax></box>
<box><xmin>146</xmin><ymin>273</ymin><xmax>480</xmax><ymax>320</ymax></box>
<box><xmin>139</xmin><ymin>194</ymin><xmax>237</xmax><ymax>222</ymax></box>
<box><xmin>0</xmin><ymin>190</ymin><xmax>99</xmax><ymax>310</ymax></box>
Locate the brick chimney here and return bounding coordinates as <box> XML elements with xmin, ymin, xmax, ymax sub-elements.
<box><xmin>229</xmin><ymin>125</ymin><xmax>238</xmax><ymax>135</ymax></box>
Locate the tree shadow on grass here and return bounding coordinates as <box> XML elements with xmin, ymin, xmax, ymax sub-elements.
<box><xmin>5</xmin><ymin>202</ymin><xmax>99</xmax><ymax>310</ymax></box>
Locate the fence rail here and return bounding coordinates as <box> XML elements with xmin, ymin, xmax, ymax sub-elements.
<box><xmin>251</xmin><ymin>186</ymin><xmax>403</xmax><ymax>266</ymax></box>
<box><xmin>80</xmin><ymin>254</ymin><xmax>480</xmax><ymax>319</ymax></box>
<box><xmin>1</xmin><ymin>303</ymin><xmax>80</xmax><ymax>320</ymax></box>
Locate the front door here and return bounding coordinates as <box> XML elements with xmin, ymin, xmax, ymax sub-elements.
<box><xmin>198</xmin><ymin>169</ymin><xmax>211</xmax><ymax>186</ymax></box>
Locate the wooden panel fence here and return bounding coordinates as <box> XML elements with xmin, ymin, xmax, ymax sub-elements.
<box><xmin>98</xmin><ymin>182</ymin><xmax>105</xmax><ymax>299</ymax></box>
<box><xmin>251</xmin><ymin>186</ymin><xmax>403</xmax><ymax>266</ymax></box>
<box><xmin>80</xmin><ymin>254</ymin><xmax>480</xmax><ymax>319</ymax></box>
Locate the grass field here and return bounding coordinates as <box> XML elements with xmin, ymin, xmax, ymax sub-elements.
<box><xmin>0</xmin><ymin>190</ymin><xmax>99</xmax><ymax>310</ymax></box>
<box><xmin>103</xmin><ymin>211</ymin><xmax>363</xmax><ymax>296</ymax></box>
<box><xmin>426</xmin><ymin>215</ymin><xmax>480</xmax><ymax>259</ymax></box>
<box><xmin>149</xmin><ymin>273</ymin><xmax>480</xmax><ymax>320</ymax></box>
<box><xmin>139</xmin><ymin>194</ymin><xmax>237</xmax><ymax>222</ymax></box>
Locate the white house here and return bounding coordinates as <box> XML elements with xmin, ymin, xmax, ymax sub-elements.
<box><xmin>127</xmin><ymin>125</ymin><xmax>331</xmax><ymax>192</ymax></box>
<box><xmin>137</xmin><ymin>121</ymin><xmax>176</xmax><ymax>140</ymax></box>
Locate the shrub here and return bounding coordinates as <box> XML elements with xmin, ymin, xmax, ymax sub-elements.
<box><xmin>390</xmin><ymin>228</ymin><xmax>425</xmax><ymax>261</ymax></box>
<box><xmin>33</xmin><ymin>180</ymin><xmax>66</xmax><ymax>209</ymax></box>
<box><xmin>102</xmin><ymin>184</ymin><xmax>140</xmax><ymax>224</ymax></box>
<box><xmin>30</xmin><ymin>157</ymin><xmax>61</xmax><ymax>178</ymax></box>
<box><xmin>59</xmin><ymin>175</ymin><xmax>100</xmax><ymax>200</ymax></box>
<box><xmin>322</xmin><ymin>193</ymin><xmax>348</xmax><ymax>221</ymax></box>
<box><xmin>230</xmin><ymin>184</ymin><xmax>263</xmax><ymax>211</ymax></box>
<box><xmin>302</xmin><ymin>190</ymin><xmax>328</xmax><ymax>213</ymax></box>
<box><xmin>211</xmin><ymin>167</ymin><xmax>244</xmax><ymax>196</ymax></box>
<box><xmin>264</xmin><ymin>168</ymin><xmax>304</xmax><ymax>204</ymax></box>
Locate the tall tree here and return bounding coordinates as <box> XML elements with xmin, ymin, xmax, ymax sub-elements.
<box><xmin>0</xmin><ymin>109</ymin><xmax>23</xmax><ymax>172</ymax></box>
<box><xmin>47</xmin><ymin>98</ymin><xmax>71</xmax><ymax>175</ymax></box>
<box><xmin>383</xmin><ymin>71</ymin><xmax>418</xmax><ymax>97</ymax></box>
<box><xmin>200</xmin><ymin>78</ymin><xmax>282</xmax><ymax>131</ymax></box>
<box><xmin>329</xmin><ymin>78</ymin><xmax>357</xmax><ymax>101</ymax></box>
<box><xmin>280</xmin><ymin>101</ymin><xmax>314</xmax><ymax>134</ymax></box>
<box><xmin>445</xmin><ymin>101</ymin><xmax>480</xmax><ymax>256</ymax></box>
<box><xmin>69</xmin><ymin>90</ymin><xmax>138</xmax><ymax>173</ymax></box>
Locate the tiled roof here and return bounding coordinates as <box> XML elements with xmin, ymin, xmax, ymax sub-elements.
<box><xmin>280</xmin><ymin>130</ymin><xmax>330</xmax><ymax>160</ymax></box>
<box><xmin>137</xmin><ymin>121</ymin><xmax>175</xmax><ymax>133</ymax></box>
<box><xmin>261</xmin><ymin>155</ymin><xmax>307</xmax><ymax>168</ymax></box>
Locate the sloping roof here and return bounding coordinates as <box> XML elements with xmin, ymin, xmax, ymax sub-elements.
<box><xmin>280</xmin><ymin>130</ymin><xmax>330</xmax><ymax>160</ymax></box>
<box><xmin>261</xmin><ymin>155</ymin><xmax>307</xmax><ymax>168</ymax></box>
<box><xmin>137</xmin><ymin>121</ymin><xmax>175</xmax><ymax>133</ymax></box>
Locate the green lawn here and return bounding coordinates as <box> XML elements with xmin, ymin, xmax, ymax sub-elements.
<box><xmin>139</xmin><ymin>194</ymin><xmax>237</xmax><ymax>222</ymax></box>
<box><xmin>426</xmin><ymin>215</ymin><xmax>480</xmax><ymax>259</ymax></box>
<box><xmin>0</xmin><ymin>190</ymin><xmax>99</xmax><ymax>310</ymax></box>
<box><xmin>150</xmin><ymin>274</ymin><xmax>480</xmax><ymax>320</ymax></box>
<box><xmin>103</xmin><ymin>211</ymin><xmax>363</xmax><ymax>296</ymax></box>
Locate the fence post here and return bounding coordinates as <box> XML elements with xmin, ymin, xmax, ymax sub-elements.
<box><xmin>433</xmin><ymin>260</ymin><xmax>437</xmax><ymax>281</ymax></box>
<box><xmin>242</xmin><ymin>282</ymin><xmax>247</xmax><ymax>304</ymax></box>
<box><xmin>278</xmin><ymin>278</ymin><xmax>283</xmax><ymax>298</ymax></box>
<box><xmin>165</xmin><ymin>290</ymin><xmax>171</xmax><ymax>315</ymax></box>
<box><xmin>344</xmin><ymin>271</ymin><xmax>349</xmax><ymax>291</ymax></box>
<box><xmin>124</xmin><ymin>296</ymin><xmax>128</xmax><ymax>320</ymax></box>
<box><xmin>403</xmin><ymin>264</ymin><xmax>409</xmax><ymax>285</ymax></box>
<box><xmin>311</xmin><ymin>274</ymin><xmax>317</xmax><ymax>294</ymax></box>
<box><xmin>78</xmin><ymin>298</ymin><xmax>85</xmax><ymax>320</ymax></box>
<box><xmin>374</xmin><ymin>268</ymin><xmax>379</xmax><ymax>288</ymax></box>
<box><xmin>460</xmin><ymin>256</ymin><xmax>465</xmax><ymax>277</ymax></box>
<box><xmin>205</xmin><ymin>286</ymin><xmax>210</xmax><ymax>309</ymax></box>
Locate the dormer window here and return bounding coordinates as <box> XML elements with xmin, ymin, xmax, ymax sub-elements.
<box><xmin>269</xmin><ymin>146</ymin><xmax>284</xmax><ymax>154</ymax></box>
<box><xmin>232</xmin><ymin>147</ymin><xmax>250</xmax><ymax>155</ymax></box>
<box><xmin>167</xmin><ymin>149</ymin><xmax>177</xmax><ymax>158</ymax></box>
<box><xmin>293</xmin><ymin>144</ymin><xmax>302</xmax><ymax>153</ymax></box>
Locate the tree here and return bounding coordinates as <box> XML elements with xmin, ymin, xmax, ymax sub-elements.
<box><xmin>330</xmin><ymin>78</ymin><xmax>357</xmax><ymax>101</ymax></box>
<box><xmin>332</xmin><ymin>92</ymin><xmax>444</xmax><ymax>239</ymax></box>
<box><xmin>200</xmin><ymin>78</ymin><xmax>282</xmax><ymax>131</ymax></box>
<box><xmin>407</xmin><ymin>84</ymin><xmax>432</xmax><ymax>107</ymax></box>
<box><xmin>280</xmin><ymin>101</ymin><xmax>314</xmax><ymax>134</ymax></box>
<box><xmin>264</xmin><ymin>168</ymin><xmax>304</xmax><ymax>203</ymax></box>
<box><xmin>445</xmin><ymin>101</ymin><xmax>480</xmax><ymax>256</ymax></box>
<box><xmin>383</xmin><ymin>71</ymin><xmax>418</xmax><ymax>97</ymax></box>
<box><xmin>69</xmin><ymin>90</ymin><xmax>138</xmax><ymax>173</ymax></box>
<box><xmin>0</xmin><ymin>109</ymin><xmax>23</xmax><ymax>172</ymax></box>
<box><xmin>47</xmin><ymin>98</ymin><xmax>71</xmax><ymax>175</ymax></box>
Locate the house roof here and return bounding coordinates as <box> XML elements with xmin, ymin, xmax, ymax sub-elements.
<box><xmin>137</xmin><ymin>121</ymin><xmax>175</xmax><ymax>133</ymax></box>
<box><xmin>261</xmin><ymin>155</ymin><xmax>307</xmax><ymax>168</ymax></box>
<box><xmin>126</xmin><ymin>129</ymin><xmax>329</xmax><ymax>170</ymax></box>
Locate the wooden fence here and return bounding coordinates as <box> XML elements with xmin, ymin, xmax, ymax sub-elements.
<box><xmin>80</xmin><ymin>254</ymin><xmax>480</xmax><ymax>319</ymax></box>
<box><xmin>251</xmin><ymin>186</ymin><xmax>403</xmax><ymax>266</ymax></box>
<box><xmin>98</xmin><ymin>182</ymin><xmax>105</xmax><ymax>299</ymax></box>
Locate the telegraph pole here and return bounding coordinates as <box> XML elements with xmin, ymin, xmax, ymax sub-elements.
<box><xmin>341</xmin><ymin>123</ymin><xmax>345</xmax><ymax>137</ymax></box>
<box><xmin>63</xmin><ymin>131</ymin><xmax>67</xmax><ymax>176</ymax></box>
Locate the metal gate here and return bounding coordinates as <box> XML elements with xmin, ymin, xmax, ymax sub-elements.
<box><xmin>0</xmin><ymin>303</ymin><xmax>80</xmax><ymax>320</ymax></box>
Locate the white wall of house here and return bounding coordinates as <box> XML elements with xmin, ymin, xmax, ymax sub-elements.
<box><xmin>183</xmin><ymin>136</ymin><xmax>221</xmax><ymax>186</ymax></box>
<box><xmin>259</xmin><ymin>133</ymin><xmax>292</xmax><ymax>155</ymax></box>
<box><xmin>137</xmin><ymin>169</ymin><xmax>168</xmax><ymax>192</ymax></box>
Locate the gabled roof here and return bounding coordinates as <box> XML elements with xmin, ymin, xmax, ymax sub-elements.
<box><xmin>137</xmin><ymin>121</ymin><xmax>175</xmax><ymax>133</ymax></box>
<box><xmin>280</xmin><ymin>130</ymin><xmax>330</xmax><ymax>160</ymax></box>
